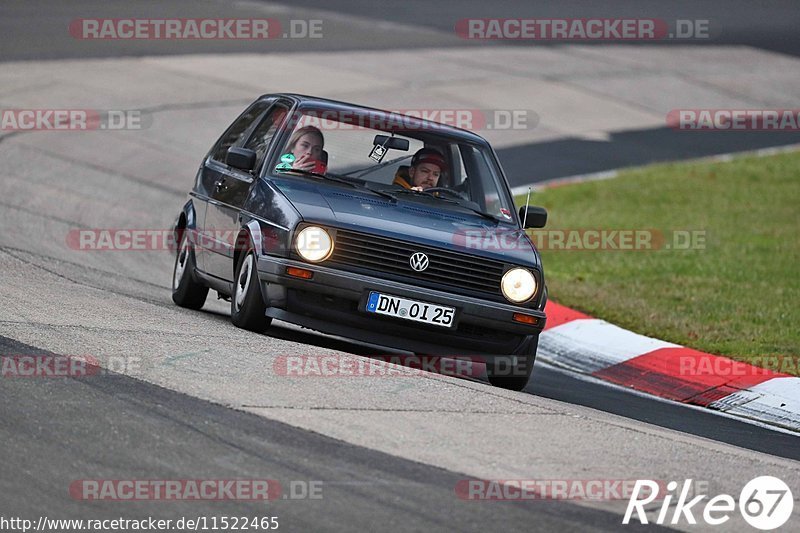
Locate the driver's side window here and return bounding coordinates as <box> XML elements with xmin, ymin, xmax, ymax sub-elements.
<box><xmin>210</xmin><ymin>102</ymin><xmax>270</xmax><ymax>163</ymax></box>
<box><xmin>244</xmin><ymin>105</ymin><xmax>289</xmax><ymax>174</ymax></box>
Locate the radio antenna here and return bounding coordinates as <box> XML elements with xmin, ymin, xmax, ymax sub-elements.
<box><xmin>522</xmin><ymin>186</ymin><xmax>531</xmax><ymax>228</ymax></box>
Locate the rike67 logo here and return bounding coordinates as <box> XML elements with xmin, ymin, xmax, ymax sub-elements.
<box><xmin>624</xmin><ymin>477</ymin><xmax>794</xmax><ymax>530</ymax></box>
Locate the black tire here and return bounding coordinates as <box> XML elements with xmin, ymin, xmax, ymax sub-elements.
<box><xmin>172</xmin><ymin>231</ymin><xmax>209</xmax><ymax>309</ymax></box>
<box><xmin>230</xmin><ymin>244</ymin><xmax>272</xmax><ymax>333</ymax></box>
<box><xmin>486</xmin><ymin>335</ymin><xmax>539</xmax><ymax>391</ymax></box>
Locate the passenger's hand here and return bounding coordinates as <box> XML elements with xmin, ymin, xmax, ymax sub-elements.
<box><xmin>292</xmin><ymin>153</ymin><xmax>316</xmax><ymax>171</ymax></box>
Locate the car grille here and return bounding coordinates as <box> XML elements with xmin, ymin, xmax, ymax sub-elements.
<box><xmin>330</xmin><ymin>229</ymin><xmax>505</xmax><ymax>294</ymax></box>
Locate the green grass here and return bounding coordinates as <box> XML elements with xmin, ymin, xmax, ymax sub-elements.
<box><xmin>517</xmin><ymin>151</ymin><xmax>800</xmax><ymax>372</ymax></box>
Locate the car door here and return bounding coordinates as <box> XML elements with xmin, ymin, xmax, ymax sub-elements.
<box><xmin>204</xmin><ymin>101</ymin><xmax>289</xmax><ymax>281</ymax></box>
<box><xmin>194</xmin><ymin>100</ymin><xmax>272</xmax><ymax>277</ymax></box>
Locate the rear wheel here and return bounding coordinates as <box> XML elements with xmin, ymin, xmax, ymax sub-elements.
<box><xmin>486</xmin><ymin>335</ymin><xmax>538</xmax><ymax>391</ymax></box>
<box><xmin>230</xmin><ymin>244</ymin><xmax>272</xmax><ymax>333</ymax></box>
<box><xmin>172</xmin><ymin>231</ymin><xmax>208</xmax><ymax>309</ymax></box>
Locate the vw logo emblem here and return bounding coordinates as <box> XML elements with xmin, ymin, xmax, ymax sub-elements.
<box><xmin>409</xmin><ymin>252</ymin><xmax>429</xmax><ymax>272</ymax></box>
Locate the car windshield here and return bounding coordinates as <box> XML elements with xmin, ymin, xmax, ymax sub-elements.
<box><xmin>268</xmin><ymin>107</ymin><xmax>517</xmax><ymax>223</ymax></box>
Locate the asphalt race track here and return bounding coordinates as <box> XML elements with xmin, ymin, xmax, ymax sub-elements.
<box><xmin>1</xmin><ymin>1</ymin><xmax>798</xmax><ymax>531</ymax></box>
<box><xmin>2</xmin><ymin>335</ymin><xmax>675</xmax><ymax>532</ymax></box>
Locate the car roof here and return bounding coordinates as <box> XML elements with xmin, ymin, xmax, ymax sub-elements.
<box><xmin>257</xmin><ymin>93</ymin><xmax>491</xmax><ymax>146</ymax></box>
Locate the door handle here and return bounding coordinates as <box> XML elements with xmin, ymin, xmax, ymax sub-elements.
<box><xmin>214</xmin><ymin>178</ymin><xmax>227</xmax><ymax>192</ymax></box>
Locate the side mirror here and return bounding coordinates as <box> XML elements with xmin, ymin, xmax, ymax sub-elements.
<box><xmin>226</xmin><ymin>147</ymin><xmax>257</xmax><ymax>172</ymax></box>
<box><xmin>373</xmin><ymin>135</ymin><xmax>409</xmax><ymax>151</ymax></box>
<box><xmin>519</xmin><ymin>206</ymin><xmax>547</xmax><ymax>228</ymax></box>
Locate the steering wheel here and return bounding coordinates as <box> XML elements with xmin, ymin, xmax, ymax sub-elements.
<box><xmin>424</xmin><ymin>187</ymin><xmax>463</xmax><ymax>199</ymax></box>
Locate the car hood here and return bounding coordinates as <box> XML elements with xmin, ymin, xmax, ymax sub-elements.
<box><xmin>272</xmin><ymin>177</ymin><xmax>541</xmax><ymax>267</ymax></box>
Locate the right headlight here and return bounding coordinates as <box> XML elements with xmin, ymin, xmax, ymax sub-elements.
<box><xmin>295</xmin><ymin>226</ymin><xmax>333</xmax><ymax>263</ymax></box>
<box><xmin>501</xmin><ymin>267</ymin><xmax>537</xmax><ymax>303</ymax></box>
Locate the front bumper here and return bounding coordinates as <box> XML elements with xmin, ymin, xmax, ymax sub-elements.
<box><xmin>257</xmin><ymin>255</ymin><xmax>546</xmax><ymax>357</ymax></box>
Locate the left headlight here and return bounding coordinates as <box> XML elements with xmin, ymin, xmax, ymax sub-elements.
<box><xmin>295</xmin><ymin>226</ymin><xmax>333</xmax><ymax>262</ymax></box>
<box><xmin>501</xmin><ymin>267</ymin><xmax>537</xmax><ymax>303</ymax></box>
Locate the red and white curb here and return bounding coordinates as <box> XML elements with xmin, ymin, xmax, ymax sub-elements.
<box><xmin>539</xmin><ymin>301</ymin><xmax>800</xmax><ymax>433</ymax></box>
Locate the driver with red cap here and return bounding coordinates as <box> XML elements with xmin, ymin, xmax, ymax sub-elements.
<box><xmin>393</xmin><ymin>148</ymin><xmax>446</xmax><ymax>191</ymax></box>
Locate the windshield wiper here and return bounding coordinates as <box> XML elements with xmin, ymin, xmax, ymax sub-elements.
<box><xmin>379</xmin><ymin>188</ymin><xmax>458</xmax><ymax>203</ymax></box>
<box><xmin>378</xmin><ymin>188</ymin><xmax>501</xmax><ymax>223</ymax></box>
<box><xmin>280</xmin><ymin>167</ymin><xmax>339</xmax><ymax>181</ymax></box>
<box><xmin>281</xmin><ymin>168</ymin><xmax>397</xmax><ymax>201</ymax></box>
<box><xmin>453</xmin><ymin>203</ymin><xmax>501</xmax><ymax>223</ymax></box>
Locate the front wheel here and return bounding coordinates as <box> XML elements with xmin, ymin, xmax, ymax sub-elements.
<box><xmin>172</xmin><ymin>231</ymin><xmax>208</xmax><ymax>309</ymax></box>
<box><xmin>486</xmin><ymin>335</ymin><xmax>538</xmax><ymax>391</ymax></box>
<box><xmin>230</xmin><ymin>245</ymin><xmax>272</xmax><ymax>333</ymax></box>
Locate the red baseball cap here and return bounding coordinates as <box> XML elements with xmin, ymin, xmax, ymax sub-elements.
<box><xmin>411</xmin><ymin>148</ymin><xmax>446</xmax><ymax>170</ymax></box>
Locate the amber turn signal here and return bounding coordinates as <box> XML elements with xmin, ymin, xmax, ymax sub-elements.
<box><xmin>286</xmin><ymin>267</ymin><xmax>313</xmax><ymax>279</ymax></box>
<box><xmin>512</xmin><ymin>312</ymin><xmax>539</xmax><ymax>325</ymax></box>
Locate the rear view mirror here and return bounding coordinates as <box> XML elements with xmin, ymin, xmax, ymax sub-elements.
<box><xmin>226</xmin><ymin>147</ymin><xmax>256</xmax><ymax>172</ymax></box>
<box><xmin>519</xmin><ymin>206</ymin><xmax>548</xmax><ymax>228</ymax></box>
<box><xmin>373</xmin><ymin>135</ymin><xmax>409</xmax><ymax>151</ymax></box>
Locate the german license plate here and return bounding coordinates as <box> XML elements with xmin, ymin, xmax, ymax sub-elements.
<box><xmin>366</xmin><ymin>292</ymin><xmax>455</xmax><ymax>328</ymax></box>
